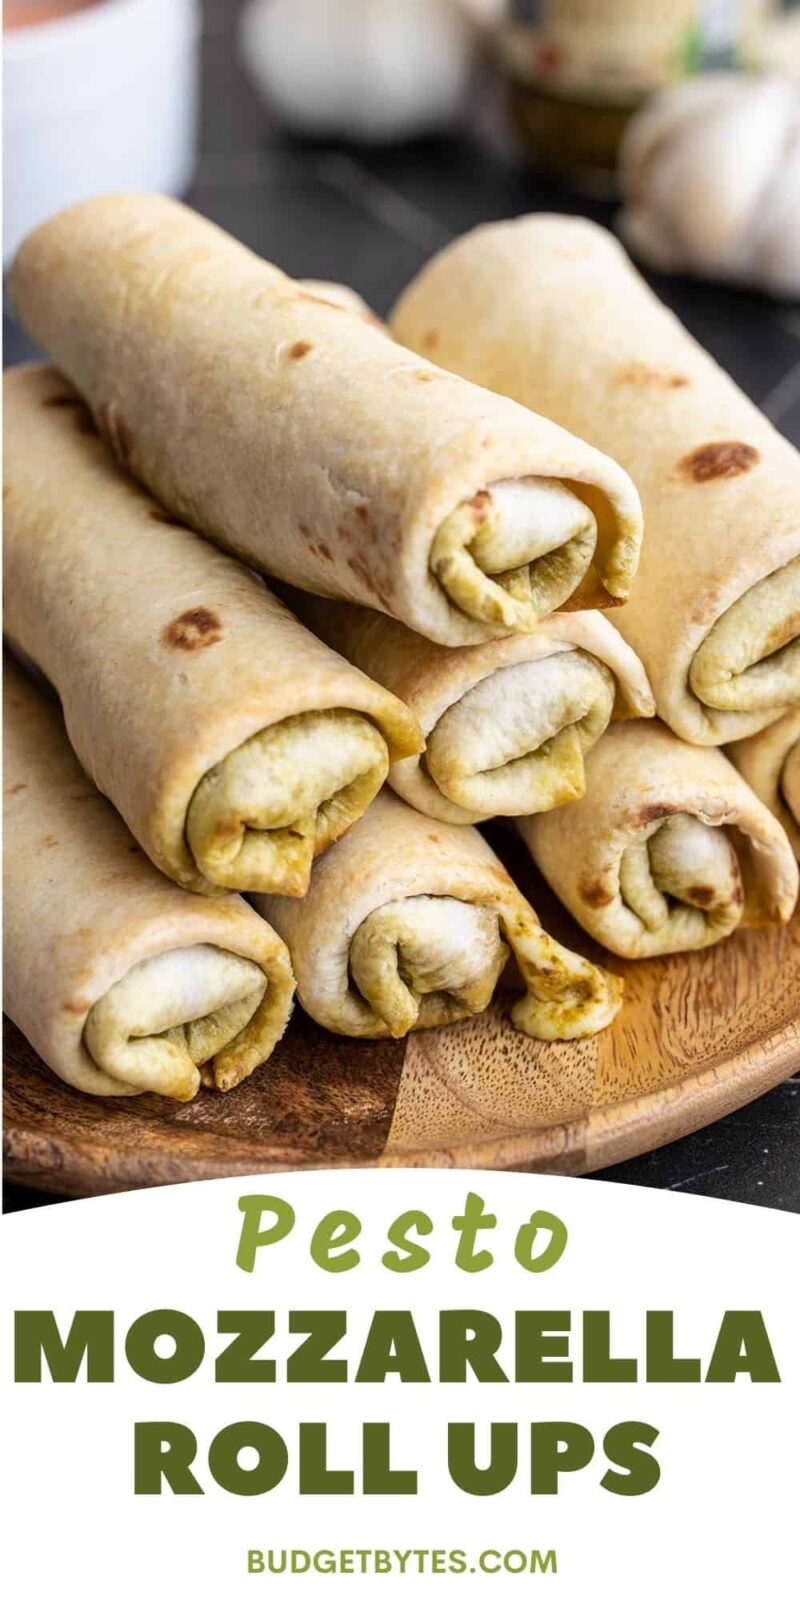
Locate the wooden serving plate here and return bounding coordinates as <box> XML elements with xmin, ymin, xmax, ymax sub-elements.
<box><xmin>5</xmin><ymin>837</ymin><xmax>799</xmax><ymax>1198</ymax></box>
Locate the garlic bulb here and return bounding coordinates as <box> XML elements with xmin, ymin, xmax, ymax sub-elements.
<box><xmin>755</xmin><ymin>12</ymin><xmax>800</xmax><ymax>83</ymax></box>
<box><xmin>619</xmin><ymin>74</ymin><xmax>800</xmax><ymax>299</ymax></box>
<box><xmin>239</xmin><ymin>0</ymin><xmax>476</xmax><ymax>144</ymax></box>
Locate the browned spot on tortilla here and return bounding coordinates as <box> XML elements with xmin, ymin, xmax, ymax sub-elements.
<box><xmin>97</xmin><ymin>400</ymin><xmax>137</xmax><ymax>473</ymax></box>
<box><xmin>3</xmin><ymin>486</ymin><xmax>11</xmax><ymax>501</ymax></box>
<box><xmin>289</xmin><ymin>340</ymin><xmax>313</xmax><ymax>360</ymax></box>
<box><xmin>421</xmin><ymin>330</ymin><xmax>439</xmax><ymax>351</ymax></box>
<box><xmin>427</xmin><ymin>833</ymin><xmax>441</xmax><ymax>845</ymax></box>
<box><xmin>149</xmin><ymin>507</ymin><xmax>183</xmax><ymax>527</ymax></box>
<box><xmin>615</xmin><ymin>362</ymin><xmax>689</xmax><ymax>390</ymax></box>
<box><xmin>346</xmin><ymin>554</ymin><xmax>378</xmax><ymax>595</ymax></box>
<box><xmin>580</xmin><ymin>879</ymin><xmax>614</xmax><ymax>909</ymax></box>
<box><xmin>413</xmin><ymin>370</ymin><xmax>439</xmax><ymax>383</ymax></box>
<box><xmin>317</xmin><ymin>543</ymin><xmax>333</xmax><ymax>561</ymax></box>
<box><xmin>298</xmin><ymin>523</ymin><xmax>313</xmax><ymax>541</ymax></box>
<box><xmin>680</xmin><ymin>441</ymin><xmax>760</xmax><ymax>483</ymax></box>
<box><xmin>356</xmin><ymin>503</ymin><xmax>369</xmax><ymax>524</ymax></box>
<box><xmin>691</xmin><ymin>590</ymin><xmax>721</xmax><ymax>626</ymax></box>
<box><xmin>43</xmin><ymin>392</ymin><xmax>81</xmax><ymax>409</ymax></box>
<box><xmin>5</xmin><ymin>782</ymin><xmax>27</xmax><ymax>795</ymax></box>
<box><xmin>687</xmin><ymin>885</ymin><xmax>715</xmax><ymax>907</ymax></box>
<box><xmin>162</xmin><ymin>607</ymin><xmax>222</xmax><ymax>652</ymax></box>
<box><xmin>41</xmin><ymin>835</ymin><xmax>58</xmax><ymax>849</ymax></box>
<box><xmin>638</xmin><ymin>802</ymin><xmax>675</xmax><ymax>826</ymax></box>
<box><xmin>468</xmin><ymin>489</ymin><xmax>492</xmax><ymax>526</ymax></box>
<box><xmin>63</xmin><ymin>997</ymin><xmax>89</xmax><ymax>1014</ymax></box>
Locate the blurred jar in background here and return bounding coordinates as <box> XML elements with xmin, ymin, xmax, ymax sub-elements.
<box><xmin>496</xmin><ymin>0</ymin><xmax>777</xmax><ymax>194</ymax></box>
<box><xmin>3</xmin><ymin>0</ymin><xmax>200</xmax><ymax>264</ymax></box>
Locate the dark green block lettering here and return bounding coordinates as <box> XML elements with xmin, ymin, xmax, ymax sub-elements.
<box><xmin>15</xmin><ymin>1310</ymin><xmax>113</xmax><ymax>1383</ymax></box>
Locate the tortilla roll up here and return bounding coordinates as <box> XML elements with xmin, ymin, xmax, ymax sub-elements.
<box><xmin>3</xmin><ymin>365</ymin><xmax>421</xmax><ymax>897</ymax></box>
<box><xmin>3</xmin><ymin>660</ymin><xmax>295</xmax><ymax>1101</ymax></box>
<box><xmin>391</xmin><ymin>215</ymin><xmax>800</xmax><ymax>741</ymax></box>
<box><xmin>287</xmin><ymin>592</ymin><xmax>655</xmax><ymax>825</ymax></box>
<box><xmin>517</xmin><ymin>721</ymin><xmax>799</xmax><ymax>960</ymax></box>
<box><xmin>297</xmin><ymin>278</ymin><xmax>378</xmax><ymax>321</ymax></box>
<box><xmin>9</xmin><ymin>194</ymin><xmax>642</xmax><ymax>647</ymax></box>
<box><xmin>729</xmin><ymin>709</ymin><xmax>800</xmax><ymax>859</ymax></box>
<box><xmin>256</xmin><ymin>790</ymin><xmax>623</xmax><ymax>1041</ymax></box>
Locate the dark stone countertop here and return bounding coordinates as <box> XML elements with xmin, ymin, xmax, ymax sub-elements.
<box><xmin>4</xmin><ymin>1</ymin><xmax>799</xmax><ymax>1213</ymax></box>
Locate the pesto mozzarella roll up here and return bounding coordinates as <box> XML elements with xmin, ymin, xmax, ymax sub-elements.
<box><xmin>3</xmin><ymin>365</ymin><xmax>421</xmax><ymax>897</ymax></box>
<box><xmin>518</xmin><ymin>721</ymin><xmax>799</xmax><ymax>960</ymax></box>
<box><xmin>9</xmin><ymin>195</ymin><xmax>642</xmax><ymax>647</ymax></box>
<box><xmin>392</xmin><ymin>214</ymin><xmax>800</xmax><ymax>740</ymax></box>
<box><xmin>256</xmin><ymin>790</ymin><xmax>623</xmax><ymax>1041</ymax></box>
<box><xmin>729</xmin><ymin>709</ymin><xmax>800</xmax><ymax>859</ymax></box>
<box><xmin>3</xmin><ymin>660</ymin><xmax>295</xmax><ymax>1101</ymax></box>
<box><xmin>288</xmin><ymin>593</ymin><xmax>655</xmax><ymax>824</ymax></box>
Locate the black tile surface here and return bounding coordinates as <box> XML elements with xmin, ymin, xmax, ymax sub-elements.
<box><xmin>604</xmin><ymin>1074</ymin><xmax>800</xmax><ymax>1209</ymax></box>
<box><xmin>191</xmin><ymin>150</ymin><xmax>433</xmax><ymax>308</ymax></box>
<box><xmin>3</xmin><ymin>0</ymin><xmax>798</xmax><ymax>1214</ymax></box>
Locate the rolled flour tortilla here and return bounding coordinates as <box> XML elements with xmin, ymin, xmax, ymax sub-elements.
<box><xmin>518</xmin><ymin>721</ymin><xmax>799</xmax><ymax>959</ymax></box>
<box><xmin>391</xmin><ymin>214</ymin><xmax>800</xmax><ymax>740</ymax></box>
<box><xmin>729</xmin><ymin>709</ymin><xmax>800</xmax><ymax>858</ymax></box>
<box><xmin>9</xmin><ymin>194</ymin><xmax>642</xmax><ymax>647</ymax></box>
<box><xmin>298</xmin><ymin>278</ymin><xmax>378</xmax><ymax>321</ymax></box>
<box><xmin>288</xmin><ymin>592</ymin><xmax>655</xmax><ymax>824</ymax></box>
<box><xmin>256</xmin><ymin>789</ymin><xmax>623</xmax><ymax>1040</ymax></box>
<box><xmin>3</xmin><ymin>364</ymin><xmax>421</xmax><ymax>897</ymax></box>
<box><xmin>3</xmin><ymin>659</ymin><xmax>295</xmax><ymax>1100</ymax></box>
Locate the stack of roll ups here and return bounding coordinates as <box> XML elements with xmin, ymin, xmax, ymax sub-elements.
<box><xmin>4</xmin><ymin>196</ymin><xmax>797</xmax><ymax>1105</ymax></box>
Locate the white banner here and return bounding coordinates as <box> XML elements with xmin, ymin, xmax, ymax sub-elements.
<box><xmin>3</xmin><ymin>1170</ymin><xmax>798</xmax><ymax>1598</ymax></box>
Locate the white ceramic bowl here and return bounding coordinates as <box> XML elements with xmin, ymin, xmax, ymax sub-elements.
<box><xmin>3</xmin><ymin>0</ymin><xmax>200</xmax><ymax>264</ymax></box>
